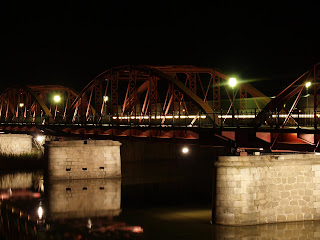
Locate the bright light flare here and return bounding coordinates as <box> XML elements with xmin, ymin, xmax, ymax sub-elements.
<box><xmin>19</xmin><ymin>103</ymin><xmax>24</xmax><ymax>108</ymax></box>
<box><xmin>182</xmin><ymin>147</ymin><xmax>189</xmax><ymax>154</ymax></box>
<box><xmin>53</xmin><ymin>95</ymin><xmax>61</xmax><ymax>103</ymax></box>
<box><xmin>229</xmin><ymin>78</ymin><xmax>237</xmax><ymax>88</ymax></box>
<box><xmin>37</xmin><ymin>206</ymin><xmax>43</xmax><ymax>220</ymax></box>
<box><xmin>103</xmin><ymin>96</ymin><xmax>109</xmax><ymax>102</ymax></box>
<box><xmin>36</xmin><ymin>136</ymin><xmax>45</xmax><ymax>142</ymax></box>
<box><xmin>306</xmin><ymin>81</ymin><xmax>311</xmax><ymax>89</ymax></box>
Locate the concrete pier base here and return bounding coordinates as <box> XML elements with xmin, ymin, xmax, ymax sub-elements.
<box><xmin>47</xmin><ymin>140</ymin><xmax>121</xmax><ymax>180</ymax></box>
<box><xmin>215</xmin><ymin>154</ymin><xmax>320</xmax><ymax>225</ymax></box>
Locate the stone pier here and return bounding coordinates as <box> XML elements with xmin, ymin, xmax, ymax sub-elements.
<box><xmin>47</xmin><ymin>140</ymin><xmax>121</xmax><ymax>180</ymax></box>
<box><xmin>215</xmin><ymin>153</ymin><xmax>320</xmax><ymax>225</ymax></box>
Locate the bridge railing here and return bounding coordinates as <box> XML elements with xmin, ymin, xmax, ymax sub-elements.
<box><xmin>0</xmin><ymin>108</ymin><xmax>318</xmax><ymax>128</ymax></box>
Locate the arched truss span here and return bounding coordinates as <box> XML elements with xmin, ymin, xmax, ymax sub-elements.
<box><xmin>0</xmin><ymin>85</ymin><xmax>78</xmax><ymax>122</ymax></box>
<box><xmin>71</xmin><ymin>65</ymin><xmax>270</xmax><ymax>125</ymax></box>
<box><xmin>256</xmin><ymin>62</ymin><xmax>320</xmax><ymax>128</ymax></box>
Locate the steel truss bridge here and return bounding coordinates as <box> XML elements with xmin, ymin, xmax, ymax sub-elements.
<box><xmin>2</xmin><ymin>64</ymin><xmax>320</xmax><ymax>152</ymax></box>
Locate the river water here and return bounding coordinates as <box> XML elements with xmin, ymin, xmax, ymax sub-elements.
<box><xmin>1</xmin><ymin>159</ymin><xmax>320</xmax><ymax>239</ymax></box>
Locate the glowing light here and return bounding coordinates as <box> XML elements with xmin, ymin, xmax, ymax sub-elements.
<box><xmin>87</xmin><ymin>218</ymin><xmax>92</xmax><ymax>229</ymax></box>
<box><xmin>259</xmin><ymin>148</ymin><xmax>263</xmax><ymax>151</ymax></box>
<box><xmin>306</xmin><ymin>81</ymin><xmax>311</xmax><ymax>89</ymax></box>
<box><xmin>19</xmin><ymin>103</ymin><xmax>24</xmax><ymax>108</ymax></box>
<box><xmin>132</xmin><ymin>226</ymin><xmax>143</xmax><ymax>233</ymax></box>
<box><xmin>112</xmin><ymin>115</ymin><xmax>207</xmax><ymax>120</ymax></box>
<box><xmin>37</xmin><ymin>206</ymin><xmax>43</xmax><ymax>220</ymax></box>
<box><xmin>36</xmin><ymin>136</ymin><xmax>45</xmax><ymax>142</ymax></box>
<box><xmin>103</xmin><ymin>96</ymin><xmax>109</xmax><ymax>102</ymax></box>
<box><xmin>228</xmin><ymin>78</ymin><xmax>237</xmax><ymax>88</ymax></box>
<box><xmin>53</xmin><ymin>95</ymin><xmax>61</xmax><ymax>103</ymax></box>
<box><xmin>182</xmin><ymin>147</ymin><xmax>189</xmax><ymax>154</ymax></box>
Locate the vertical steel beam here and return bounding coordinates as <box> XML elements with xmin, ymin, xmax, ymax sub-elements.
<box><xmin>212</xmin><ymin>74</ymin><xmax>220</xmax><ymax>110</ymax></box>
<box><xmin>128</xmin><ymin>66</ymin><xmax>137</xmax><ymax>115</ymax></box>
<box><xmin>94</xmin><ymin>78</ymin><xmax>103</xmax><ymax>118</ymax></box>
<box><xmin>149</xmin><ymin>74</ymin><xmax>157</xmax><ymax>115</ymax></box>
<box><xmin>111</xmin><ymin>70</ymin><xmax>119</xmax><ymax>115</ymax></box>
<box><xmin>188</xmin><ymin>73</ymin><xmax>197</xmax><ymax>112</ymax></box>
<box><xmin>240</xmin><ymin>85</ymin><xmax>247</xmax><ymax>110</ymax></box>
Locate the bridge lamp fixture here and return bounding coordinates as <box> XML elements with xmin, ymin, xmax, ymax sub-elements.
<box><xmin>103</xmin><ymin>96</ymin><xmax>109</xmax><ymax>102</ymax></box>
<box><xmin>306</xmin><ymin>81</ymin><xmax>312</xmax><ymax>89</ymax></box>
<box><xmin>182</xmin><ymin>147</ymin><xmax>189</xmax><ymax>154</ymax></box>
<box><xmin>228</xmin><ymin>78</ymin><xmax>237</xmax><ymax>88</ymax></box>
<box><xmin>37</xmin><ymin>206</ymin><xmax>43</xmax><ymax>220</ymax></box>
<box><xmin>19</xmin><ymin>103</ymin><xmax>24</xmax><ymax>108</ymax></box>
<box><xmin>53</xmin><ymin>95</ymin><xmax>61</xmax><ymax>103</ymax></box>
<box><xmin>36</xmin><ymin>135</ymin><xmax>45</xmax><ymax>142</ymax></box>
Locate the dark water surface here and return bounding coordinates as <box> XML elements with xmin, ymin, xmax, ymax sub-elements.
<box><xmin>1</xmin><ymin>160</ymin><xmax>320</xmax><ymax>239</ymax></box>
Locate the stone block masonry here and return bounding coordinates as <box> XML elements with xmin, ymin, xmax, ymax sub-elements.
<box><xmin>48</xmin><ymin>178</ymin><xmax>121</xmax><ymax>219</ymax></box>
<box><xmin>215</xmin><ymin>153</ymin><xmax>320</xmax><ymax>225</ymax></box>
<box><xmin>0</xmin><ymin>134</ymin><xmax>33</xmax><ymax>155</ymax></box>
<box><xmin>47</xmin><ymin>140</ymin><xmax>121</xmax><ymax>180</ymax></box>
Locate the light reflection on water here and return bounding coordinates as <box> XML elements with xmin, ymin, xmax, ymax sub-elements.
<box><xmin>1</xmin><ymin>171</ymin><xmax>320</xmax><ymax>239</ymax></box>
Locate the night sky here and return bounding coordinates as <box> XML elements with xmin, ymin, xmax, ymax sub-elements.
<box><xmin>1</xmin><ymin>1</ymin><xmax>320</xmax><ymax>96</ymax></box>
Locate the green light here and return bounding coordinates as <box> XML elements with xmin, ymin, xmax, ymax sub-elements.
<box><xmin>306</xmin><ymin>81</ymin><xmax>311</xmax><ymax>89</ymax></box>
<box><xmin>53</xmin><ymin>95</ymin><xmax>61</xmax><ymax>103</ymax></box>
<box><xmin>229</xmin><ymin>78</ymin><xmax>237</xmax><ymax>88</ymax></box>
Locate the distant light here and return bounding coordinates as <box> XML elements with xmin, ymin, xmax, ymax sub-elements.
<box><xmin>182</xmin><ymin>147</ymin><xmax>189</xmax><ymax>154</ymax></box>
<box><xmin>306</xmin><ymin>81</ymin><xmax>312</xmax><ymax>89</ymax></box>
<box><xmin>182</xmin><ymin>109</ymin><xmax>185</xmax><ymax>112</ymax></box>
<box><xmin>132</xmin><ymin>226</ymin><xmax>143</xmax><ymax>233</ymax></box>
<box><xmin>87</xmin><ymin>218</ymin><xmax>92</xmax><ymax>229</ymax></box>
<box><xmin>36</xmin><ymin>136</ymin><xmax>45</xmax><ymax>142</ymax></box>
<box><xmin>270</xmin><ymin>96</ymin><xmax>276</xmax><ymax>99</ymax></box>
<box><xmin>103</xmin><ymin>96</ymin><xmax>109</xmax><ymax>102</ymax></box>
<box><xmin>259</xmin><ymin>148</ymin><xmax>263</xmax><ymax>151</ymax></box>
<box><xmin>37</xmin><ymin>206</ymin><xmax>43</xmax><ymax>220</ymax></box>
<box><xmin>19</xmin><ymin>103</ymin><xmax>24</xmax><ymax>108</ymax></box>
<box><xmin>53</xmin><ymin>95</ymin><xmax>61</xmax><ymax>103</ymax></box>
<box><xmin>228</xmin><ymin>78</ymin><xmax>237</xmax><ymax>88</ymax></box>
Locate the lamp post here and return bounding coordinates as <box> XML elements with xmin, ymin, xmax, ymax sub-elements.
<box><xmin>19</xmin><ymin>103</ymin><xmax>24</xmax><ymax>118</ymax></box>
<box><xmin>305</xmin><ymin>81</ymin><xmax>311</xmax><ymax>111</ymax></box>
<box><xmin>53</xmin><ymin>95</ymin><xmax>61</xmax><ymax>120</ymax></box>
<box><xmin>229</xmin><ymin>78</ymin><xmax>237</xmax><ymax>126</ymax></box>
<box><xmin>103</xmin><ymin>96</ymin><xmax>109</xmax><ymax>122</ymax></box>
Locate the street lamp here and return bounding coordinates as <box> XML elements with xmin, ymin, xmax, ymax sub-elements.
<box><xmin>53</xmin><ymin>95</ymin><xmax>61</xmax><ymax>119</ymax></box>
<box><xmin>19</xmin><ymin>103</ymin><xmax>24</xmax><ymax>119</ymax></box>
<box><xmin>103</xmin><ymin>96</ymin><xmax>109</xmax><ymax>103</ymax></box>
<box><xmin>229</xmin><ymin>78</ymin><xmax>237</xmax><ymax>126</ymax></box>
<box><xmin>53</xmin><ymin>95</ymin><xmax>61</xmax><ymax>103</ymax></box>
<box><xmin>305</xmin><ymin>81</ymin><xmax>311</xmax><ymax>110</ymax></box>
<box><xmin>182</xmin><ymin>147</ymin><xmax>189</xmax><ymax>154</ymax></box>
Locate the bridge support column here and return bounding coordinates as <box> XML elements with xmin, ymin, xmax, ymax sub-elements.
<box><xmin>215</xmin><ymin>154</ymin><xmax>320</xmax><ymax>225</ymax></box>
<box><xmin>47</xmin><ymin>140</ymin><xmax>121</xmax><ymax>180</ymax></box>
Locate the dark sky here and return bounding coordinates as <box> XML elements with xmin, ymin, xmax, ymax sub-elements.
<box><xmin>1</xmin><ymin>0</ymin><xmax>320</xmax><ymax>96</ymax></box>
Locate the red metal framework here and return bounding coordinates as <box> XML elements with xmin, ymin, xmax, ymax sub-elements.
<box><xmin>70</xmin><ymin>65</ymin><xmax>269</xmax><ymax>125</ymax></box>
<box><xmin>0</xmin><ymin>85</ymin><xmax>78</xmax><ymax>123</ymax></box>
